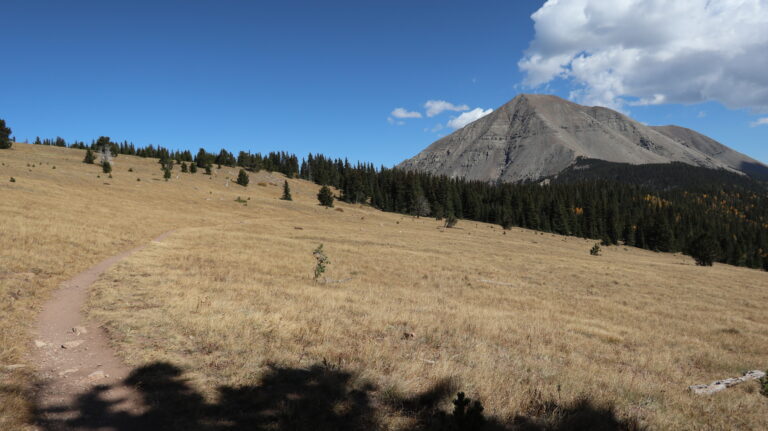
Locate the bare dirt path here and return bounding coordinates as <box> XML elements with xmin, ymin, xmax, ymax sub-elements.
<box><xmin>32</xmin><ymin>231</ymin><xmax>175</xmax><ymax>431</ymax></box>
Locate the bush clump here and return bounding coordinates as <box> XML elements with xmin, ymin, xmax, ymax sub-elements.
<box><xmin>84</xmin><ymin>148</ymin><xmax>96</xmax><ymax>164</ymax></box>
<box><xmin>444</xmin><ymin>215</ymin><xmax>458</xmax><ymax>228</ymax></box>
<box><xmin>590</xmin><ymin>243</ymin><xmax>601</xmax><ymax>256</ymax></box>
<box><xmin>317</xmin><ymin>185</ymin><xmax>334</xmax><ymax>207</ymax></box>
<box><xmin>686</xmin><ymin>233</ymin><xmax>718</xmax><ymax>266</ymax></box>
<box><xmin>236</xmin><ymin>169</ymin><xmax>249</xmax><ymax>187</ymax></box>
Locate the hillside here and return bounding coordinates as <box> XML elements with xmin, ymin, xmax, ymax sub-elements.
<box><xmin>2</xmin><ymin>143</ymin><xmax>768</xmax><ymax>430</ymax></box>
<box><xmin>399</xmin><ymin>94</ymin><xmax>768</xmax><ymax>183</ymax></box>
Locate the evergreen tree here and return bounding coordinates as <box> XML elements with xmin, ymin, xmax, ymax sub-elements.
<box><xmin>236</xmin><ymin>169</ymin><xmax>249</xmax><ymax>187</ymax></box>
<box><xmin>281</xmin><ymin>180</ymin><xmax>292</xmax><ymax>201</ymax></box>
<box><xmin>190</xmin><ymin>163</ymin><xmax>197</xmax><ymax>174</ymax></box>
<box><xmin>0</xmin><ymin>119</ymin><xmax>12</xmax><ymax>149</ymax></box>
<box><xmin>686</xmin><ymin>234</ymin><xmax>718</xmax><ymax>266</ymax></box>
<box><xmin>83</xmin><ymin>148</ymin><xmax>96</xmax><ymax>164</ymax></box>
<box><xmin>317</xmin><ymin>185</ymin><xmax>334</xmax><ymax>207</ymax></box>
<box><xmin>102</xmin><ymin>161</ymin><xmax>112</xmax><ymax>174</ymax></box>
<box><xmin>204</xmin><ymin>165</ymin><xmax>212</xmax><ymax>175</ymax></box>
<box><xmin>163</xmin><ymin>168</ymin><xmax>171</xmax><ymax>181</ymax></box>
<box><xmin>180</xmin><ymin>162</ymin><xmax>188</xmax><ymax>173</ymax></box>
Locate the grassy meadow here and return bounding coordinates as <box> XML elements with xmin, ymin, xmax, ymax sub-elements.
<box><xmin>2</xmin><ymin>143</ymin><xmax>768</xmax><ymax>429</ymax></box>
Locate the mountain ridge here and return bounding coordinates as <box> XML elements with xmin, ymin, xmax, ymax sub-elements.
<box><xmin>398</xmin><ymin>94</ymin><xmax>768</xmax><ymax>183</ymax></box>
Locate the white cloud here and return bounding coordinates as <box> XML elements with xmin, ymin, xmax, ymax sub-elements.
<box><xmin>697</xmin><ymin>111</ymin><xmax>707</xmax><ymax>118</ymax></box>
<box><xmin>447</xmin><ymin>108</ymin><xmax>493</xmax><ymax>129</ymax></box>
<box><xmin>750</xmin><ymin>117</ymin><xmax>768</xmax><ymax>127</ymax></box>
<box><xmin>387</xmin><ymin>117</ymin><xmax>405</xmax><ymax>126</ymax></box>
<box><xmin>519</xmin><ymin>0</ymin><xmax>768</xmax><ymax>112</ymax></box>
<box><xmin>424</xmin><ymin>100</ymin><xmax>469</xmax><ymax>117</ymax></box>
<box><xmin>391</xmin><ymin>107</ymin><xmax>422</xmax><ymax>119</ymax></box>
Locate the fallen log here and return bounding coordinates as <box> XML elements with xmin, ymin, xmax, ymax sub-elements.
<box><xmin>689</xmin><ymin>370</ymin><xmax>766</xmax><ymax>395</ymax></box>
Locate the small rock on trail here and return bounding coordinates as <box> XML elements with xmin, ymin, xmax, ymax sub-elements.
<box><xmin>61</xmin><ymin>340</ymin><xmax>84</xmax><ymax>349</ymax></box>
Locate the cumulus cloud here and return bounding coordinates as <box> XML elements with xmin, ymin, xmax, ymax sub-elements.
<box><xmin>424</xmin><ymin>100</ymin><xmax>469</xmax><ymax>117</ymax></box>
<box><xmin>751</xmin><ymin>117</ymin><xmax>768</xmax><ymax>127</ymax></box>
<box><xmin>447</xmin><ymin>108</ymin><xmax>493</xmax><ymax>129</ymax></box>
<box><xmin>519</xmin><ymin>0</ymin><xmax>768</xmax><ymax>112</ymax></box>
<box><xmin>391</xmin><ymin>107</ymin><xmax>422</xmax><ymax>119</ymax></box>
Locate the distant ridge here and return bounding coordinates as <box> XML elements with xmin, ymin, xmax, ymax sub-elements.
<box><xmin>399</xmin><ymin>94</ymin><xmax>768</xmax><ymax>183</ymax></box>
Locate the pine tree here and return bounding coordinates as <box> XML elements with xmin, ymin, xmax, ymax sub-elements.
<box><xmin>83</xmin><ymin>148</ymin><xmax>96</xmax><ymax>164</ymax></box>
<box><xmin>317</xmin><ymin>185</ymin><xmax>334</xmax><ymax>207</ymax></box>
<box><xmin>204</xmin><ymin>165</ymin><xmax>212</xmax><ymax>175</ymax></box>
<box><xmin>102</xmin><ymin>161</ymin><xmax>112</xmax><ymax>174</ymax></box>
<box><xmin>180</xmin><ymin>162</ymin><xmax>188</xmax><ymax>173</ymax></box>
<box><xmin>163</xmin><ymin>168</ymin><xmax>171</xmax><ymax>181</ymax></box>
<box><xmin>236</xmin><ymin>169</ymin><xmax>249</xmax><ymax>187</ymax></box>
<box><xmin>190</xmin><ymin>163</ymin><xmax>197</xmax><ymax>173</ymax></box>
<box><xmin>281</xmin><ymin>180</ymin><xmax>292</xmax><ymax>201</ymax></box>
<box><xmin>0</xmin><ymin>119</ymin><xmax>12</xmax><ymax>149</ymax></box>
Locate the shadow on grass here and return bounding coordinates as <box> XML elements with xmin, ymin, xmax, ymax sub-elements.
<box><xmin>36</xmin><ymin>361</ymin><xmax>643</xmax><ymax>431</ymax></box>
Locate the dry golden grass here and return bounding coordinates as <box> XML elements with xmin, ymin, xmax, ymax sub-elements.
<box><xmin>0</xmin><ymin>143</ymin><xmax>282</xmax><ymax>429</ymax></box>
<box><xmin>2</xmin><ymin>143</ymin><xmax>768</xmax><ymax>429</ymax></box>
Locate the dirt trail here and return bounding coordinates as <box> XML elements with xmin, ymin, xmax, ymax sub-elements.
<box><xmin>32</xmin><ymin>231</ymin><xmax>175</xmax><ymax>431</ymax></box>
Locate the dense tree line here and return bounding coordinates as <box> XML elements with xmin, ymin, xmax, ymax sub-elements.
<box><xmin>26</xmin><ymin>135</ymin><xmax>768</xmax><ymax>270</ymax></box>
<box><xmin>298</xmin><ymin>154</ymin><xmax>768</xmax><ymax>271</ymax></box>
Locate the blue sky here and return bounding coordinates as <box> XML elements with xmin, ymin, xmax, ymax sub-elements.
<box><xmin>2</xmin><ymin>0</ymin><xmax>766</xmax><ymax>166</ymax></box>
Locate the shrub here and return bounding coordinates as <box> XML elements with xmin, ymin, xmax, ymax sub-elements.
<box><xmin>313</xmin><ymin>244</ymin><xmax>330</xmax><ymax>281</ymax></box>
<box><xmin>102</xmin><ymin>161</ymin><xmax>112</xmax><ymax>174</ymax></box>
<box><xmin>444</xmin><ymin>215</ymin><xmax>458</xmax><ymax>228</ymax></box>
<box><xmin>10</xmin><ymin>177</ymin><xmax>15</xmax><ymax>182</ymax></box>
<box><xmin>686</xmin><ymin>234</ymin><xmax>718</xmax><ymax>266</ymax></box>
<box><xmin>317</xmin><ymin>185</ymin><xmax>334</xmax><ymax>207</ymax></box>
<box><xmin>190</xmin><ymin>163</ymin><xmax>197</xmax><ymax>174</ymax></box>
<box><xmin>281</xmin><ymin>180</ymin><xmax>292</xmax><ymax>201</ymax></box>
<box><xmin>590</xmin><ymin>243</ymin><xmax>601</xmax><ymax>256</ymax></box>
<box><xmin>83</xmin><ymin>149</ymin><xmax>95</xmax><ymax>164</ymax></box>
<box><xmin>163</xmin><ymin>168</ymin><xmax>172</xmax><ymax>180</ymax></box>
<box><xmin>236</xmin><ymin>169</ymin><xmax>249</xmax><ymax>187</ymax></box>
<box><xmin>181</xmin><ymin>162</ymin><xmax>188</xmax><ymax>173</ymax></box>
<box><xmin>128</xmin><ymin>167</ymin><xmax>133</xmax><ymax>172</ymax></box>
<box><xmin>204</xmin><ymin>165</ymin><xmax>212</xmax><ymax>175</ymax></box>
<box><xmin>500</xmin><ymin>218</ymin><xmax>513</xmax><ymax>230</ymax></box>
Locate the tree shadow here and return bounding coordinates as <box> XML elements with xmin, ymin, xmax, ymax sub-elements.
<box><xmin>36</xmin><ymin>361</ymin><xmax>643</xmax><ymax>431</ymax></box>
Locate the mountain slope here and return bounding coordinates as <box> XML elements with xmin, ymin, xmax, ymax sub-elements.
<box><xmin>651</xmin><ymin>125</ymin><xmax>768</xmax><ymax>181</ymax></box>
<box><xmin>399</xmin><ymin>94</ymin><xmax>767</xmax><ymax>183</ymax></box>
